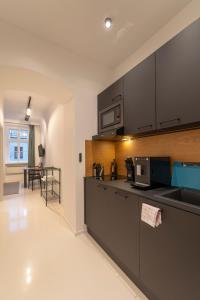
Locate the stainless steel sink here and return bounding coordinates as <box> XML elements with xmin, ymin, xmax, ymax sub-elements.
<box><xmin>162</xmin><ymin>188</ymin><xmax>200</xmax><ymax>207</ymax></box>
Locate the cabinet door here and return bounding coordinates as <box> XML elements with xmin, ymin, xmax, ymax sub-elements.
<box><xmin>85</xmin><ymin>179</ymin><xmax>109</xmax><ymax>241</ymax></box>
<box><xmin>124</xmin><ymin>54</ymin><xmax>156</xmax><ymax>135</ymax></box>
<box><xmin>156</xmin><ymin>18</ymin><xmax>200</xmax><ymax>130</ymax></box>
<box><xmin>85</xmin><ymin>179</ymin><xmax>140</xmax><ymax>281</ymax></box>
<box><xmin>102</xmin><ymin>188</ymin><xmax>140</xmax><ymax>280</ymax></box>
<box><xmin>139</xmin><ymin>198</ymin><xmax>200</xmax><ymax>300</ymax></box>
<box><xmin>98</xmin><ymin>78</ymin><xmax>124</xmax><ymax>111</ymax></box>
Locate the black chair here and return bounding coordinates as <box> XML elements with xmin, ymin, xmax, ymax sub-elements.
<box><xmin>28</xmin><ymin>168</ymin><xmax>42</xmax><ymax>191</ymax></box>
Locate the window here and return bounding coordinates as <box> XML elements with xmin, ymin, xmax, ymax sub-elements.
<box><xmin>5</xmin><ymin>126</ymin><xmax>29</xmax><ymax>164</ymax></box>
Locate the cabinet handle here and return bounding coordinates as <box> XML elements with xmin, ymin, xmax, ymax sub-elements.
<box><xmin>137</xmin><ymin>124</ymin><xmax>153</xmax><ymax>130</ymax></box>
<box><xmin>160</xmin><ymin>118</ymin><xmax>180</xmax><ymax>126</ymax></box>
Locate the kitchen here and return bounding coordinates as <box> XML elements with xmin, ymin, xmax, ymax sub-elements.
<box><xmin>84</xmin><ymin>17</ymin><xmax>200</xmax><ymax>300</ymax></box>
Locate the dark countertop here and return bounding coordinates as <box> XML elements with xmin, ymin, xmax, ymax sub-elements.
<box><xmin>85</xmin><ymin>176</ymin><xmax>200</xmax><ymax>216</ymax></box>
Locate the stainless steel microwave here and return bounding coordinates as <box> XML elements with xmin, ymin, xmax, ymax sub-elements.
<box><xmin>98</xmin><ymin>100</ymin><xmax>124</xmax><ymax>133</ymax></box>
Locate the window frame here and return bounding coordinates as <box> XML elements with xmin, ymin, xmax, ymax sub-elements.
<box><xmin>5</xmin><ymin>124</ymin><xmax>29</xmax><ymax>165</ymax></box>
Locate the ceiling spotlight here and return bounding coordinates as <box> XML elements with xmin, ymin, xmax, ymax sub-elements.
<box><xmin>26</xmin><ymin>107</ymin><xmax>31</xmax><ymax>116</ymax></box>
<box><xmin>104</xmin><ymin>17</ymin><xmax>112</xmax><ymax>29</ymax></box>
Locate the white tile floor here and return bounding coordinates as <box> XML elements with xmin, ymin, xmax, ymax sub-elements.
<box><xmin>0</xmin><ymin>188</ymin><xmax>148</xmax><ymax>300</ymax></box>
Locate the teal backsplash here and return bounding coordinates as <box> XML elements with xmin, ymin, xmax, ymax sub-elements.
<box><xmin>172</xmin><ymin>161</ymin><xmax>200</xmax><ymax>190</ymax></box>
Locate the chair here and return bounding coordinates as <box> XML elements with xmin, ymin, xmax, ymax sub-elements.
<box><xmin>28</xmin><ymin>168</ymin><xmax>42</xmax><ymax>191</ymax></box>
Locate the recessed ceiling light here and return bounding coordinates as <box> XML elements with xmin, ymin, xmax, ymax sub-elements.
<box><xmin>104</xmin><ymin>17</ymin><xmax>112</xmax><ymax>29</ymax></box>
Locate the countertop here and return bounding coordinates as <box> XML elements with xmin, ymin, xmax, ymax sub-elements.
<box><xmin>85</xmin><ymin>176</ymin><xmax>200</xmax><ymax>216</ymax></box>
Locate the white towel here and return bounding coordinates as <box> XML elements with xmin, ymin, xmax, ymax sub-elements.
<box><xmin>141</xmin><ymin>203</ymin><xmax>162</xmax><ymax>228</ymax></box>
<box><xmin>41</xmin><ymin>175</ymin><xmax>55</xmax><ymax>182</ymax></box>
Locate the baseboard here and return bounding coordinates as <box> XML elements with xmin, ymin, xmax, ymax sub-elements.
<box><xmin>63</xmin><ymin>216</ymin><xmax>76</xmax><ymax>233</ymax></box>
<box><xmin>74</xmin><ymin>226</ymin><xmax>87</xmax><ymax>236</ymax></box>
<box><xmin>63</xmin><ymin>216</ymin><xmax>87</xmax><ymax>236</ymax></box>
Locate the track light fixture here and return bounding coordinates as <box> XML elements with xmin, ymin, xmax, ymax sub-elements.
<box><xmin>25</xmin><ymin>96</ymin><xmax>32</xmax><ymax>121</ymax></box>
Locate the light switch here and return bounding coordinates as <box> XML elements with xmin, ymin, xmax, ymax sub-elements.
<box><xmin>79</xmin><ymin>153</ymin><xmax>82</xmax><ymax>163</ymax></box>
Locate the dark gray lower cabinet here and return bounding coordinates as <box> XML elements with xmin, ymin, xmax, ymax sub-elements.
<box><xmin>139</xmin><ymin>198</ymin><xmax>200</xmax><ymax>300</ymax></box>
<box><xmin>85</xmin><ymin>178</ymin><xmax>140</xmax><ymax>281</ymax></box>
<box><xmin>84</xmin><ymin>179</ymin><xmax>107</xmax><ymax>239</ymax></box>
<box><xmin>85</xmin><ymin>179</ymin><xmax>200</xmax><ymax>300</ymax></box>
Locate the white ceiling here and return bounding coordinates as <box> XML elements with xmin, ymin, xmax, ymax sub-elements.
<box><xmin>4</xmin><ymin>91</ymin><xmax>52</xmax><ymax>123</ymax></box>
<box><xmin>0</xmin><ymin>0</ymin><xmax>191</xmax><ymax>68</ymax></box>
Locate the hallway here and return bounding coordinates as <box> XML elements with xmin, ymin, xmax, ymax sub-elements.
<box><xmin>0</xmin><ymin>190</ymin><xmax>146</xmax><ymax>300</ymax></box>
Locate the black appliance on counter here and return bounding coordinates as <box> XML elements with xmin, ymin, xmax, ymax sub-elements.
<box><xmin>92</xmin><ymin>163</ymin><xmax>104</xmax><ymax>180</ymax></box>
<box><xmin>98</xmin><ymin>99</ymin><xmax>124</xmax><ymax>134</ymax></box>
<box><xmin>110</xmin><ymin>159</ymin><xmax>117</xmax><ymax>180</ymax></box>
<box><xmin>125</xmin><ymin>157</ymin><xmax>135</xmax><ymax>182</ymax></box>
<box><xmin>132</xmin><ymin>156</ymin><xmax>171</xmax><ymax>190</ymax></box>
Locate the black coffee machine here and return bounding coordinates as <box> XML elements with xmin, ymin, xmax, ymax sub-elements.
<box><xmin>125</xmin><ymin>157</ymin><xmax>135</xmax><ymax>182</ymax></box>
<box><xmin>132</xmin><ymin>156</ymin><xmax>171</xmax><ymax>190</ymax></box>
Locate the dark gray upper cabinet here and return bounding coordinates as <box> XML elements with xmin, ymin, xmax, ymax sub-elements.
<box><xmin>96</xmin><ymin>18</ymin><xmax>200</xmax><ymax>138</ymax></box>
<box><xmin>140</xmin><ymin>197</ymin><xmax>200</xmax><ymax>300</ymax></box>
<box><xmin>98</xmin><ymin>78</ymin><xmax>124</xmax><ymax>111</ymax></box>
<box><xmin>123</xmin><ymin>54</ymin><xmax>156</xmax><ymax>135</ymax></box>
<box><xmin>156</xmin><ymin>18</ymin><xmax>200</xmax><ymax>130</ymax></box>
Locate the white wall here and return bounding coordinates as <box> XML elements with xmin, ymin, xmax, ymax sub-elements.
<box><xmin>0</xmin><ymin>19</ymin><xmax>111</xmax><ymax>233</ymax></box>
<box><xmin>44</xmin><ymin>96</ymin><xmax>95</xmax><ymax>233</ymax></box>
<box><xmin>44</xmin><ymin>101</ymin><xmax>77</xmax><ymax>232</ymax></box>
<box><xmin>74</xmin><ymin>88</ymin><xmax>98</xmax><ymax>231</ymax></box>
<box><xmin>41</xmin><ymin>84</ymin><xmax>103</xmax><ymax>233</ymax></box>
<box><xmin>62</xmin><ymin>100</ymin><xmax>76</xmax><ymax>231</ymax></box>
<box><xmin>112</xmin><ymin>0</ymin><xmax>200</xmax><ymax>82</ymax></box>
<box><xmin>45</xmin><ymin>104</ymin><xmax>70</xmax><ymax>167</ymax></box>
